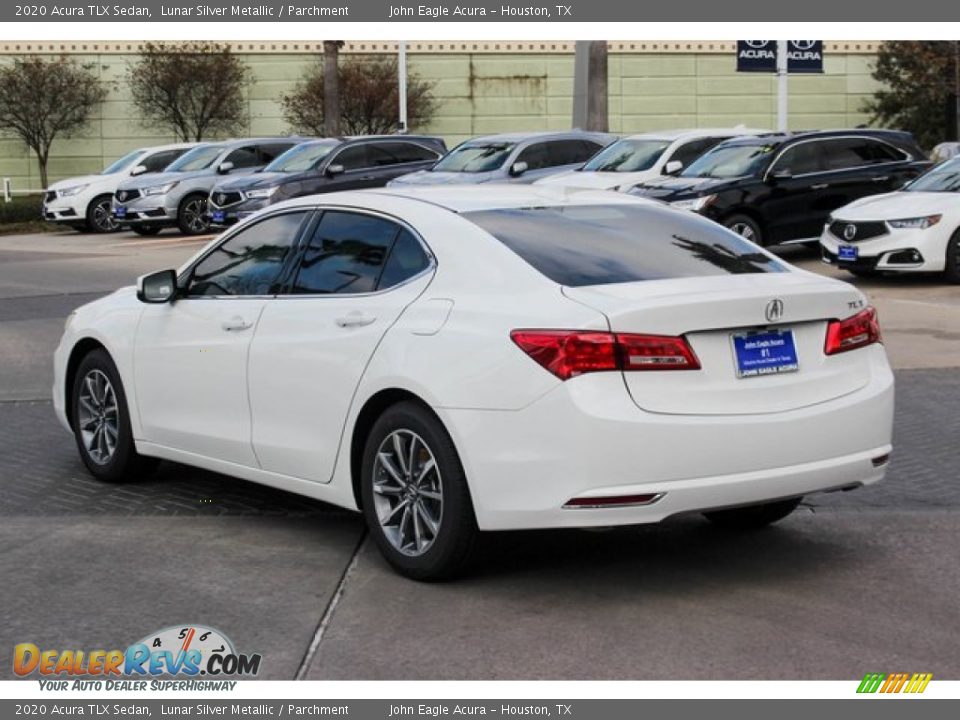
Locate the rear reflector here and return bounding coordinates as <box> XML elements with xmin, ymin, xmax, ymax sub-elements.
<box><xmin>824</xmin><ymin>307</ymin><xmax>882</xmax><ymax>355</ymax></box>
<box><xmin>872</xmin><ymin>454</ymin><xmax>891</xmax><ymax>467</ymax></box>
<box><xmin>511</xmin><ymin>330</ymin><xmax>700</xmax><ymax>380</ymax></box>
<box><xmin>564</xmin><ymin>493</ymin><xmax>663</xmax><ymax>509</ymax></box>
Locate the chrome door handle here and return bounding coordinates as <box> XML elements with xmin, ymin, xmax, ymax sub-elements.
<box><xmin>872</xmin><ymin>176</ymin><xmax>890</xmax><ymax>182</ymax></box>
<box><xmin>335</xmin><ymin>313</ymin><xmax>377</xmax><ymax>328</ymax></box>
<box><xmin>221</xmin><ymin>316</ymin><xmax>253</xmax><ymax>332</ymax></box>
<box><xmin>811</xmin><ymin>183</ymin><xmax>830</xmax><ymax>190</ymax></box>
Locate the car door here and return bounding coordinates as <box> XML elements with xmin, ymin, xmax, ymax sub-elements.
<box><xmin>322</xmin><ymin>145</ymin><xmax>382</xmax><ymax>191</ymax></box>
<box><xmin>761</xmin><ymin>140</ymin><xmax>829</xmax><ymax>243</ymax></box>
<box><xmin>818</xmin><ymin>136</ymin><xmax>913</xmax><ymax>202</ymax></box>
<box><xmin>133</xmin><ymin>210</ymin><xmax>312</xmax><ymax>465</ymax></box>
<box><xmin>248</xmin><ymin>209</ymin><xmax>435</xmax><ymax>482</ymax></box>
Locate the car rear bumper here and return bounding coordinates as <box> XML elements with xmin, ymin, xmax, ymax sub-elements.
<box><xmin>442</xmin><ymin>347</ymin><xmax>894</xmax><ymax>530</ymax></box>
<box><xmin>820</xmin><ymin>222</ymin><xmax>949</xmax><ymax>272</ymax></box>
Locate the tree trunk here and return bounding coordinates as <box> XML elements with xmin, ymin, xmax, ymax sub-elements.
<box><xmin>37</xmin><ymin>147</ymin><xmax>49</xmax><ymax>190</ymax></box>
<box><xmin>586</xmin><ymin>41</ymin><xmax>608</xmax><ymax>132</ymax></box>
<box><xmin>323</xmin><ymin>41</ymin><xmax>342</xmax><ymax>137</ymax></box>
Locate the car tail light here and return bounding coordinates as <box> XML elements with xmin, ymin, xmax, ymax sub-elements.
<box><xmin>510</xmin><ymin>330</ymin><xmax>700</xmax><ymax>381</ymax></box>
<box><xmin>824</xmin><ymin>307</ymin><xmax>882</xmax><ymax>355</ymax></box>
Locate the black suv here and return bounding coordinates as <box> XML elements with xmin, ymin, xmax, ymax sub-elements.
<box><xmin>207</xmin><ymin>135</ymin><xmax>447</xmax><ymax>226</ymax></box>
<box><xmin>629</xmin><ymin>130</ymin><xmax>930</xmax><ymax>246</ymax></box>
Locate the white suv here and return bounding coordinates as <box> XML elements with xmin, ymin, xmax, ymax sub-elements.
<box><xmin>42</xmin><ymin>143</ymin><xmax>196</xmax><ymax>233</ymax></box>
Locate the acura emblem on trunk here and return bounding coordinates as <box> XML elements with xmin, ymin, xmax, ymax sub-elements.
<box><xmin>765</xmin><ymin>298</ymin><xmax>784</xmax><ymax>323</ymax></box>
<box><xmin>843</xmin><ymin>223</ymin><xmax>857</xmax><ymax>241</ymax></box>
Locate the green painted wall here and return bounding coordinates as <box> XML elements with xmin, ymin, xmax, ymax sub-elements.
<box><xmin>0</xmin><ymin>49</ymin><xmax>882</xmax><ymax>191</ymax></box>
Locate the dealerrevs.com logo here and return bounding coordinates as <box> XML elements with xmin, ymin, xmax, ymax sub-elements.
<box><xmin>857</xmin><ymin>672</ymin><xmax>933</xmax><ymax>694</ymax></box>
<box><xmin>14</xmin><ymin>625</ymin><xmax>261</xmax><ymax>688</ymax></box>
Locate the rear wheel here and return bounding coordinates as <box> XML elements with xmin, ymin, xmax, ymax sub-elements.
<box><xmin>703</xmin><ymin>497</ymin><xmax>802</xmax><ymax>530</ymax></box>
<box><xmin>723</xmin><ymin>214</ymin><xmax>764</xmax><ymax>246</ymax></box>
<box><xmin>360</xmin><ymin>402</ymin><xmax>478</xmax><ymax>581</ymax></box>
<box><xmin>945</xmin><ymin>229</ymin><xmax>960</xmax><ymax>283</ymax></box>
<box><xmin>85</xmin><ymin>195</ymin><xmax>119</xmax><ymax>234</ymax></box>
<box><xmin>131</xmin><ymin>225</ymin><xmax>162</xmax><ymax>237</ymax></box>
<box><xmin>71</xmin><ymin>349</ymin><xmax>158</xmax><ymax>483</ymax></box>
<box><xmin>177</xmin><ymin>194</ymin><xmax>210</xmax><ymax>235</ymax></box>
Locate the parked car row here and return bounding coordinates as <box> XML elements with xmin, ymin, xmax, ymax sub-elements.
<box><xmin>42</xmin><ymin>124</ymin><xmax>960</xmax><ymax>281</ymax></box>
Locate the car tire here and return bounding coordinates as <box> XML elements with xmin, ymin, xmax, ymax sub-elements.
<box><xmin>944</xmin><ymin>229</ymin><xmax>960</xmax><ymax>284</ymax></box>
<box><xmin>703</xmin><ymin>497</ymin><xmax>803</xmax><ymax>530</ymax></box>
<box><xmin>71</xmin><ymin>349</ymin><xmax>158</xmax><ymax>483</ymax></box>
<box><xmin>723</xmin><ymin>214</ymin><xmax>765</xmax><ymax>246</ymax></box>
<box><xmin>85</xmin><ymin>195</ymin><xmax>119</xmax><ymax>234</ymax></box>
<box><xmin>848</xmin><ymin>268</ymin><xmax>880</xmax><ymax>279</ymax></box>
<box><xmin>176</xmin><ymin>193</ymin><xmax>211</xmax><ymax>235</ymax></box>
<box><xmin>360</xmin><ymin>401</ymin><xmax>478</xmax><ymax>581</ymax></box>
<box><xmin>131</xmin><ymin>225</ymin><xmax>162</xmax><ymax>237</ymax></box>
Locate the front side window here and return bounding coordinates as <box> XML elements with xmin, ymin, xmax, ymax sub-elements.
<box><xmin>166</xmin><ymin>145</ymin><xmax>224</xmax><ymax>172</ymax></box>
<box><xmin>772</xmin><ymin>142</ymin><xmax>825</xmax><ymax>176</ymax></box>
<box><xmin>187</xmin><ymin>212</ymin><xmax>309</xmax><ymax>297</ymax></box>
<box><xmin>330</xmin><ymin>145</ymin><xmax>370</xmax><ymax>171</ymax></box>
<box><xmin>683</xmin><ymin>142</ymin><xmax>778</xmax><ymax>179</ymax></box>
<box><xmin>582</xmin><ymin>139</ymin><xmax>671</xmax><ymax>173</ymax></box>
<box><xmin>140</xmin><ymin>150</ymin><xmax>183</xmax><ymax>173</ymax></box>
<box><xmin>668</xmin><ymin>138</ymin><xmax>727</xmax><ymax>171</ymax></box>
<box><xmin>225</xmin><ymin>146</ymin><xmax>261</xmax><ymax>169</ymax></box>
<box><xmin>516</xmin><ymin>143</ymin><xmax>551</xmax><ymax>171</ymax></box>
<box><xmin>291</xmin><ymin>211</ymin><xmax>403</xmax><ymax>294</ymax></box>
<box><xmin>464</xmin><ymin>204</ymin><xmax>786</xmax><ymax>287</ymax></box>
<box><xmin>546</xmin><ymin>140</ymin><xmax>602</xmax><ymax>166</ymax></box>
<box><xmin>379</xmin><ymin>142</ymin><xmax>442</xmax><ymax>164</ymax></box>
<box><xmin>432</xmin><ymin>143</ymin><xmax>515</xmax><ymax>173</ymax></box>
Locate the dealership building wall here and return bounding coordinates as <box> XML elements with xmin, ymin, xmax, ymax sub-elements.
<box><xmin>0</xmin><ymin>41</ymin><xmax>883</xmax><ymax>191</ymax></box>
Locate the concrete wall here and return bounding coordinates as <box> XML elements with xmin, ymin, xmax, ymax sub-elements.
<box><xmin>0</xmin><ymin>41</ymin><xmax>884</xmax><ymax>191</ymax></box>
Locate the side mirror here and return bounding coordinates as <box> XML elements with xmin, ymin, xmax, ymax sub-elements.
<box><xmin>130</xmin><ymin>164</ymin><xmax>148</xmax><ymax>177</ymax></box>
<box><xmin>664</xmin><ymin>160</ymin><xmax>684</xmax><ymax>175</ymax></box>
<box><xmin>137</xmin><ymin>269</ymin><xmax>178</xmax><ymax>304</ymax></box>
<box><xmin>217</xmin><ymin>161</ymin><xmax>235</xmax><ymax>175</ymax></box>
<box><xmin>325</xmin><ymin>163</ymin><xmax>345</xmax><ymax>177</ymax></box>
<box><xmin>509</xmin><ymin>161</ymin><xmax>529</xmax><ymax>177</ymax></box>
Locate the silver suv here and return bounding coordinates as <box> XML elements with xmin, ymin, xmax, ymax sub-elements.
<box><xmin>112</xmin><ymin>138</ymin><xmax>306</xmax><ymax>235</ymax></box>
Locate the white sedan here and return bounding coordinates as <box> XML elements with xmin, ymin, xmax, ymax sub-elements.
<box><xmin>820</xmin><ymin>157</ymin><xmax>960</xmax><ymax>281</ymax></box>
<box><xmin>54</xmin><ymin>186</ymin><xmax>894</xmax><ymax>580</ymax></box>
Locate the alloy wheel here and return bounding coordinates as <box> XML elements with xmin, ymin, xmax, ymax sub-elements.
<box><xmin>183</xmin><ymin>198</ymin><xmax>209</xmax><ymax>233</ymax></box>
<box><xmin>92</xmin><ymin>199</ymin><xmax>118</xmax><ymax>232</ymax></box>
<box><xmin>729</xmin><ymin>222</ymin><xmax>756</xmax><ymax>241</ymax></box>
<box><xmin>371</xmin><ymin>429</ymin><xmax>443</xmax><ymax>557</ymax></box>
<box><xmin>77</xmin><ymin>369</ymin><xmax>119</xmax><ymax>465</ymax></box>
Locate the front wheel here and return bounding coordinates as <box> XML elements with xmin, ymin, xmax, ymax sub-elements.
<box><xmin>177</xmin><ymin>194</ymin><xmax>210</xmax><ymax>235</ymax></box>
<box><xmin>71</xmin><ymin>349</ymin><xmax>158</xmax><ymax>483</ymax></box>
<box><xmin>85</xmin><ymin>195</ymin><xmax>119</xmax><ymax>234</ymax></box>
<box><xmin>723</xmin><ymin>214</ymin><xmax>764</xmax><ymax>246</ymax></box>
<box><xmin>360</xmin><ymin>402</ymin><xmax>478</xmax><ymax>581</ymax></box>
<box><xmin>703</xmin><ymin>497</ymin><xmax>802</xmax><ymax>530</ymax></box>
<box><xmin>131</xmin><ymin>225</ymin><xmax>162</xmax><ymax>237</ymax></box>
<box><xmin>944</xmin><ymin>229</ymin><xmax>960</xmax><ymax>283</ymax></box>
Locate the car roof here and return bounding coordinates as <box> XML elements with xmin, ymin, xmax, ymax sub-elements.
<box><xmin>459</xmin><ymin>131</ymin><xmax>615</xmax><ymax>145</ymax></box>
<box><xmin>137</xmin><ymin>141</ymin><xmax>203</xmax><ymax>154</ymax></box>
<box><xmin>623</xmin><ymin>128</ymin><xmax>769</xmax><ymax>142</ymax></box>
<box><xmin>720</xmin><ymin>128</ymin><xmax>916</xmax><ymax>147</ymax></box>
<box><xmin>277</xmin><ymin>184</ymin><xmax>651</xmax><ymax>215</ymax></box>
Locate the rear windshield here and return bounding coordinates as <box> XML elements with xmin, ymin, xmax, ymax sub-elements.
<box><xmin>463</xmin><ymin>204</ymin><xmax>787</xmax><ymax>287</ymax></box>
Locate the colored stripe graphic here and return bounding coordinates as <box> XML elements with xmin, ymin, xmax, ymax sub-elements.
<box><xmin>857</xmin><ymin>672</ymin><xmax>932</xmax><ymax>694</ymax></box>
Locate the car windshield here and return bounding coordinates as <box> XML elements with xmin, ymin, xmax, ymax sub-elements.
<box><xmin>264</xmin><ymin>142</ymin><xmax>338</xmax><ymax>172</ymax></box>
<box><xmin>682</xmin><ymin>143</ymin><xmax>777</xmax><ymax>179</ymax></box>
<box><xmin>581</xmin><ymin>139</ymin><xmax>671</xmax><ymax>172</ymax></box>
<box><xmin>905</xmin><ymin>161</ymin><xmax>960</xmax><ymax>192</ymax></box>
<box><xmin>432</xmin><ymin>143</ymin><xmax>515</xmax><ymax>173</ymax></box>
<box><xmin>101</xmin><ymin>150</ymin><xmax>144</xmax><ymax>175</ymax></box>
<box><xmin>464</xmin><ymin>204</ymin><xmax>786</xmax><ymax>287</ymax></box>
<box><xmin>166</xmin><ymin>145</ymin><xmax>224</xmax><ymax>172</ymax></box>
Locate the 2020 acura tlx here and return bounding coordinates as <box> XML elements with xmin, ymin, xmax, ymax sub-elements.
<box><xmin>53</xmin><ymin>186</ymin><xmax>894</xmax><ymax>580</ymax></box>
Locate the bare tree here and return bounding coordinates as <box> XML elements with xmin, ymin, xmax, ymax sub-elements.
<box><xmin>324</xmin><ymin>41</ymin><xmax>344</xmax><ymax>136</ymax></box>
<box><xmin>282</xmin><ymin>55</ymin><xmax>437</xmax><ymax>136</ymax></box>
<box><xmin>0</xmin><ymin>56</ymin><xmax>107</xmax><ymax>189</ymax></box>
<box><xmin>128</xmin><ymin>41</ymin><xmax>250</xmax><ymax>142</ymax></box>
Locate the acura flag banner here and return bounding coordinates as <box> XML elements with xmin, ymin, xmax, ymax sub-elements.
<box><xmin>737</xmin><ymin>40</ymin><xmax>824</xmax><ymax>73</ymax></box>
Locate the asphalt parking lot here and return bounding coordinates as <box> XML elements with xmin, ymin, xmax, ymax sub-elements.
<box><xmin>1</xmin><ymin>227</ymin><xmax>958</xmax><ymax>680</ymax></box>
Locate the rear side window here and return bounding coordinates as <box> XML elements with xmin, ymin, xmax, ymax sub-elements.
<box><xmin>464</xmin><ymin>204</ymin><xmax>787</xmax><ymax>287</ymax></box>
<box><xmin>291</xmin><ymin>211</ymin><xmax>402</xmax><ymax>294</ymax></box>
<box><xmin>820</xmin><ymin>138</ymin><xmax>908</xmax><ymax>171</ymax></box>
<box><xmin>379</xmin><ymin>230</ymin><xmax>431</xmax><ymax>289</ymax></box>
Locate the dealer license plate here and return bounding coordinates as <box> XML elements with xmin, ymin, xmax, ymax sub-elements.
<box><xmin>114</xmin><ymin>206</ymin><xmax>126</xmax><ymax>218</ymax></box>
<box><xmin>732</xmin><ymin>329</ymin><xmax>799</xmax><ymax>378</ymax></box>
<box><xmin>212</xmin><ymin>210</ymin><xmax>226</xmax><ymax>223</ymax></box>
<box><xmin>838</xmin><ymin>245</ymin><xmax>858</xmax><ymax>262</ymax></box>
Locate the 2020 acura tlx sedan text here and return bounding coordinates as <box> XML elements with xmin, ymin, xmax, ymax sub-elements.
<box><xmin>53</xmin><ymin>186</ymin><xmax>894</xmax><ymax>580</ymax></box>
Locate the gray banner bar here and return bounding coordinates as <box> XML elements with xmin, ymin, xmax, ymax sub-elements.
<box><xmin>2</xmin><ymin>699</ymin><xmax>960</xmax><ymax>719</ymax></box>
<box><xmin>3</xmin><ymin>0</ymin><xmax>960</xmax><ymax>22</ymax></box>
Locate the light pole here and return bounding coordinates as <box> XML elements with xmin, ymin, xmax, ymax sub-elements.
<box><xmin>776</xmin><ymin>40</ymin><xmax>789</xmax><ymax>132</ymax></box>
<box><xmin>398</xmin><ymin>41</ymin><xmax>408</xmax><ymax>134</ymax></box>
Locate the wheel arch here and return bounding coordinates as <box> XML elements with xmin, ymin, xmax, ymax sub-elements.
<box><xmin>64</xmin><ymin>337</ymin><xmax>110</xmax><ymax>431</ymax></box>
<box><xmin>348</xmin><ymin>387</ymin><xmax>445</xmax><ymax>510</ymax></box>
